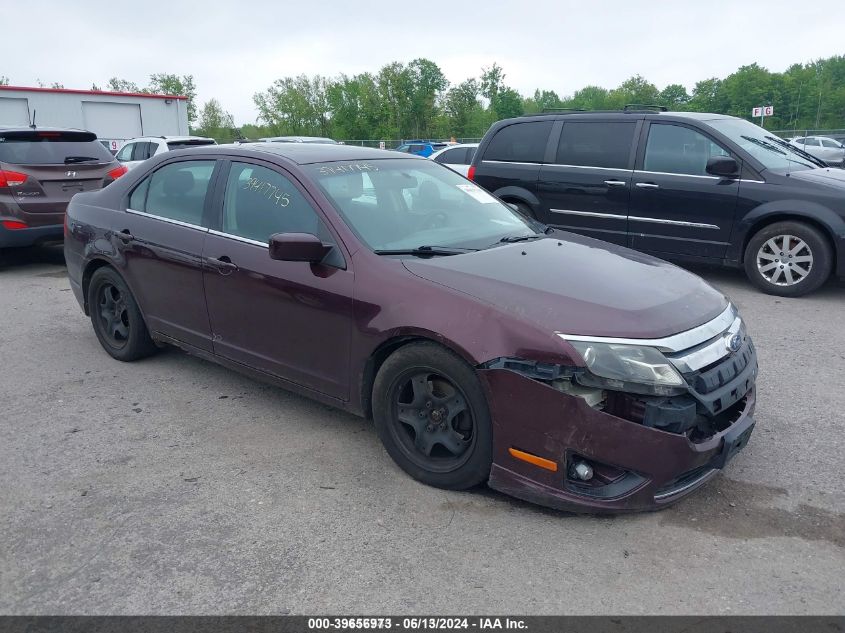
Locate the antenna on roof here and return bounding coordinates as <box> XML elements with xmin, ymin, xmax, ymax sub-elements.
<box><xmin>29</xmin><ymin>110</ymin><xmax>37</xmax><ymax>129</ymax></box>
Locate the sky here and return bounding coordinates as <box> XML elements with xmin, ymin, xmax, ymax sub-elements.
<box><xmin>3</xmin><ymin>1</ymin><xmax>843</xmax><ymax>125</ymax></box>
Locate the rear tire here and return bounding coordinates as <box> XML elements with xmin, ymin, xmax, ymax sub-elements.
<box><xmin>743</xmin><ymin>221</ymin><xmax>832</xmax><ymax>297</ymax></box>
<box><xmin>372</xmin><ymin>342</ymin><xmax>493</xmax><ymax>490</ymax></box>
<box><xmin>87</xmin><ymin>267</ymin><xmax>157</xmax><ymax>361</ymax></box>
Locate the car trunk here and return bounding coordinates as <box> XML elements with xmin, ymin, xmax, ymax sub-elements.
<box><xmin>0</xmin><ymin>130</ymin><xmax>117</xmax><ymax>225</ymax></box>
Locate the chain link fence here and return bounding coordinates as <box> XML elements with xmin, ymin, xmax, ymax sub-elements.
<box><xmin>771</xmin><ymin>128</ymin><xmax>845</xmax><ymax>139</ymax></box>
<box><xmin>339</xmin><ymin>138</ymin><xmax>483</xmax><ymax>149</ymax></box>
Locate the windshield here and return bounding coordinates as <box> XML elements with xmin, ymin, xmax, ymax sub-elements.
<box><xmin>307</xmin><ymin>159</ymin><xmax>537</xmax><ymax>252</ymax></box>
<box><xmin>707</xmin><ymin>118</ymin><xmax>823</xmax><ymax>171</ymax></box>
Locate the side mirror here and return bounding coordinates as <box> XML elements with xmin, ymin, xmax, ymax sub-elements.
<box><xmin>706</xmin><ymin>156</ymin><xmax>740</xmax><ymax>177</ymax></box>
<box><xmin>269</xmin><ymin>232</ymin><xmax>333</xmax><ymax>263</ymax></box>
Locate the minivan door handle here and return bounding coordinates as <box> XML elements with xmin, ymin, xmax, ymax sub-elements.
<box><xmin>603</xmin><ymin>179</ymin><xmax>627</xmax><ymax>187</ymax></box>
<box><xmin>205</xmin><ymin>255</ymin><xmax>239</xmax><ymax>275</ymax></box>
<box><xmin>635</xmin><ymin>182</ymin><xmax>660</xmax><ymax>189</ymax></box>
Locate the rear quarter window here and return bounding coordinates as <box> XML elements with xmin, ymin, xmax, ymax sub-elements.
<box><xmin>483</xmin><ymin>121</ymin><xmax>553</xmax><ymax>163</ymax></box>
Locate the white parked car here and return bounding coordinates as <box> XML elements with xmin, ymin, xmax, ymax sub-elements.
<box><xmin>428</xmin><ymin>143</ymin><xmax>479</xmax><ymax>177</ymax></box>
<box><xmin>789</xmin><ymin>136</ymin><xmax>845</xmax><ymax>167</ymax></box>
<box><xmin>116</xmin><ymin>136</ymin><xmax>217</xmax><ymax>170</ymax></box>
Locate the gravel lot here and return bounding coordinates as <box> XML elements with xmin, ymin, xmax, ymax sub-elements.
<box><xmin>1</xmin><ymin>245</ymin><xmax>843</xmax><ymax>615</ymax></box>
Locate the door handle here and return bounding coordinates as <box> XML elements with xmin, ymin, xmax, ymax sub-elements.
<box><xmin>117</xmin><ymin>229</ymin><xmax>134</xmax><ymax>243</ymax></box>
<box><xmin>635</xmin><ymin>182</ymin><xmax>660</xmax><ymax>189</ymax></box>
<box><xmin>603</xmin><ymin>179</ymin><xmax>627</xmax><ymax>187</ymax></box>
<box><xmin>205</xmin><ymin>255</ymin><xmax>238</xmax><ymax>274</ymax></box>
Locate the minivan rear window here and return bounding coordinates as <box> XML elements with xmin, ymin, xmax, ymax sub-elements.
<box><xmin>0</xmin><ymin>131</ymin><xmax>114</xmax><ymax>165</ymax></box>
<box><xmin>556</xmin><ymin>121</ymin><xmax>636</xmax><ymax>169</ymax></box>
<box><xmin>484</xmin><ymin>121</ymin><xmax>553</xmax><ymax>163</ymax></box>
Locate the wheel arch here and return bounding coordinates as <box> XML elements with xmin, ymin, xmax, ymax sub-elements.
<box><xmin>359</xmin><ymin>333</ymin><xmax>478</xmax><ymax>420</ymax></box>
<box><xmin>81</xmin><ymin>258</ymin><xmax>116</xmax><ymax>316</ymax></box>
<box><xmin>492</xmin><ymin>186</ymin><xmax>541</xmax><ymax>211</ymax></box>
<box><xmin>739</xmin><ymin>212</ymin><xmax>839</xmax><ymax>273</ymax></box>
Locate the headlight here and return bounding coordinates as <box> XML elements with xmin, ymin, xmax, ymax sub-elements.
<box><xmin>566</xmin><ymin>340</ymin><xmax>685</xmax><ymax>396</ymax></box>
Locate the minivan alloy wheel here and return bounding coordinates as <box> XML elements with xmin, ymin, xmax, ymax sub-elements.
<box><xmin>756</xmin><ymin>234</ymin><xmax>813</xmax><ymax>286</ymax></box>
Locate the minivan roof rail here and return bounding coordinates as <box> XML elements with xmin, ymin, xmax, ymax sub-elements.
<box><xmin>624</xmin><ymin>104</ymin><xmax>668</xmax><ymax>112</ymax></box>
<box><xmin>540</xmin><ymin>108</ymin><xmax>586</xmax><ymax>113</ymax></box>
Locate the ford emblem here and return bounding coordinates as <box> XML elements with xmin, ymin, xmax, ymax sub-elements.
<box><xmin>726</xmin><ymin>333</ymin><xmax>743</xmax><ymax>353</ymax></box>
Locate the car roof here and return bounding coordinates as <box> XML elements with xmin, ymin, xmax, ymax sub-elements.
<box><xmin>260</xmin><ymin>136</ymin><xmax>337</xmax><ymax>143</ymax></box>
<box><xmin>125</xmin><ymin>135</ymin><xmax>215</xmax><ymax>142</ymax></box>
<box><xmin>429</xmin><ymin>143</ymin><xmax>480</xmax><ymax>156</ymax></box>
<box><xmin>513</xmin><ymin>111</ymin><xmax>738</xmax><ymax>123</ymax></box>
<box><xmin>214</xmin><ymin>142</ymin><xmax>421</xmax><ymax>165</ymax></box>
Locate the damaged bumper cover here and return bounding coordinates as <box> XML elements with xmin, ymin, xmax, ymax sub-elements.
<box><xmin>482</xmin><ymin>368</ymin><xmax>755</xmax><ymax>513</ymax></box>
<box><xmin>480</xmin><ymin>307</ymin><xmax>758</xmax><ymax>513</ymax></box>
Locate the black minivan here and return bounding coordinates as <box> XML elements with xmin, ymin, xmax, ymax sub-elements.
<box><xmin>469</xmin><ymin>109</ymin><xmax>845</xmax><ymax>297</ymax></box>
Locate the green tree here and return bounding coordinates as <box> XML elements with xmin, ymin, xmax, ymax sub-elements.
<box><xmin>443</xmin><ymin>79</ymin><xmax>483</xmax><ymax>137</ymax></box>
<box><xmin>196</xmin><ymin>98</ymin><xmax>234</xmax><ymax>135</ymax></box>
<box><xmin>0</xmin><ymin>75</ymin><xmax>9</xmax><ymax>86</ymax></box>
<box><xmin>148</xmin><ymin>73</ymin><xmax>198</xmax><ymax>123</ymax></box>
<box><xmin>107</xmin><ymin>77</ymin><xmax>140</xmax><ymax>92</ymax></box>
<box><xmin>659</xmin><ymin>84</ymin><xmax>691</xmax><ymax>108</ymax></box>
<box><xmin>610</xmin><ymin>75</ymin><xmax>660</xmax><ymax>108</ymax></box>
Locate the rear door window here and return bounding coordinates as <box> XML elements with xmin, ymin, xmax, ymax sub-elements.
<box><xmin>483</xmin><ymin>121</ymin><xmax>553</xmax><ymax>163</ymax></box>
<box><xmin>0</xmin><ymin>131</ymin><xmax>114</xmax><ymax>165</ymax></box>
<box><xmin>643</xmin><ymin>124</ymin><xmax>730</xmax><ymax>176</ymax></box>
<box><xmin>222</xmin><ymin>162</ymin><xmax>334</xmax><ymax>244</ymax></box>
<box><xmin>801</xmin><ymin>138</ymin><xmax>820</xmax><ymax>147</ymax></box>
<box><xmin>435</xmin><ymin>148</ymin><xmax>468</xmax><ymax>164</ymax></box>
<box><xmin>556</xmin><ymin>121</ymin><xmax>636</xmax><ymax>169</ymax></box>
<box><xmin>821</xmin><ymin>139</ymin><xmax>840</xmax><ymax>148</ymax></box>
<box><xmin>131</xmin><ymin>160</ymin><xmax>216</xmax><ymax>226</ymax></box>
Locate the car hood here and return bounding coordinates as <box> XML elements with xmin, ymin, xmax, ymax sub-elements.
<box><xmin>783</xmin><ymin>167</ymin><xmax>845</xmax><ymax>188</ymax></box>
<box><xmin>402</xmin><ymin>234</ymin><xmax>728</xmax><ymax>339</ymax></box>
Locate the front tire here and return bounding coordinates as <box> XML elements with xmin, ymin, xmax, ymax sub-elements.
<box><xmin>87</xmin><ymin>267</ymin><xmax>157</xmax><ymax>361</ymax></box>
<box><xmin>372</xmin><ymin>342</ymin><xmax>493</xmax><ymax>490</ymax></box>
<box><xmin>743</xmin><ymin>221</ymin><xmax>832</xmax><ymax>297</ymax></box>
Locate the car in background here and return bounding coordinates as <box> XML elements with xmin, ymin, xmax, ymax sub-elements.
<box><xmin>788</xmin><ymin>136</ymin><xmax>845</xmax><ymax>166</ymax></box>
<box><xmin>116</xmin><ymin>136</ymin><xmax>217</xmax><ymax>171</ymax></box>
<box><xmin>470</xmin><ymin>109</ymin><xmax>845</xmax><ymax>297</ymax></box>
<box><xmin>65</xmin><ymin>142</ymin><xmax>757</xmax><ymax>513</ymax></box>
<box><xmin>395</xmin><ymin>140</ymin><xmax>448</xmax><ymax>158</ymax></box>
<box><xmin>0</xmin><ymin>127</ymin><xmax>126</xmax><ymax>249</ymax></box>
<box><xmin>261</xmin><ymin>136</ymin><xmax>338</xmax><ymax>144</ymax></box>
<box><xmin>429</xmin><ymin>143</ymin><xmax>479</xmax><ymax>177</ymax></box>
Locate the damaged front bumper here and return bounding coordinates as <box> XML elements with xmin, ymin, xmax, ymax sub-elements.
<box><xmin>479</xmin><ymin>317</ymin><xmax>758</xmax><ymax>513</ymax></box>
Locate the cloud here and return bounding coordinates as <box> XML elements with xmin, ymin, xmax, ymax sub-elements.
<box><xmin>2</xmin><ymin>0</ymin><xmax>842</xmax><ymax>125</ymax></box>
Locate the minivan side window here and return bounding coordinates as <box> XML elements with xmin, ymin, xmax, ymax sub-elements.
<box><xmin>222</xmin><ymin>162</ymin><xmax>335</xmax><ymax>245</ymax></box>
<box><xmin>821</xmin><ymin>139</ymin><xmax>840</xmax><ymax>148</ymax></box>
<box><xmin>556</xmin><ymin>121</ymin><xmax>636</xmax><ymax>169</ymax></box>
<box><xmin>643</xmin><ymin>124</ymin><xmax>730</xmax><ymax>176</ymax></box>
<box><xmin>130</xmin><ymin>160</ymin><xmax>215</xmax><ymax>226</ymax></box>
<box><xmin>484</xmin><ymin>121</ymin><xmax>553</xmax><ymax>163</ymax></box>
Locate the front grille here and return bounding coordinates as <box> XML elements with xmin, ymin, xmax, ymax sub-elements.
<box><xmin>688</xmin><ymin>338</ymin><xmax>755</xmax><ymax>395</ymax></box>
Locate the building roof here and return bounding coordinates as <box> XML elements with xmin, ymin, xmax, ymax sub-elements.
<box><xmin>0</xmin><ymin>85</ymin><xmax>187</xmax><ymax>101</ymax></box>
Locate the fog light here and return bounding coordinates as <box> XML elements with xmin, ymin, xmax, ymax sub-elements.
<box><xmin>571</xmin><ymin>461</ymin><xmax>594</xmax><ymax>481</ymax></box>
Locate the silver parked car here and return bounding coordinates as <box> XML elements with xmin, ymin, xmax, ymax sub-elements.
<box><xmin>428</xmin><ymin>143</ymin><xmax>479</xmax><ymax>178</ymax></box>
<box><xmin>789</xmin><ymin>136</ymin><xmax>845</xmax><ymax>167</ymax></box>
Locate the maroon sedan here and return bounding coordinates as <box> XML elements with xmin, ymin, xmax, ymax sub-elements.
<box><xmin>64</xmin><ymin>144</ymin><xmax>757</xmax><ymax>513</ymax></box>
